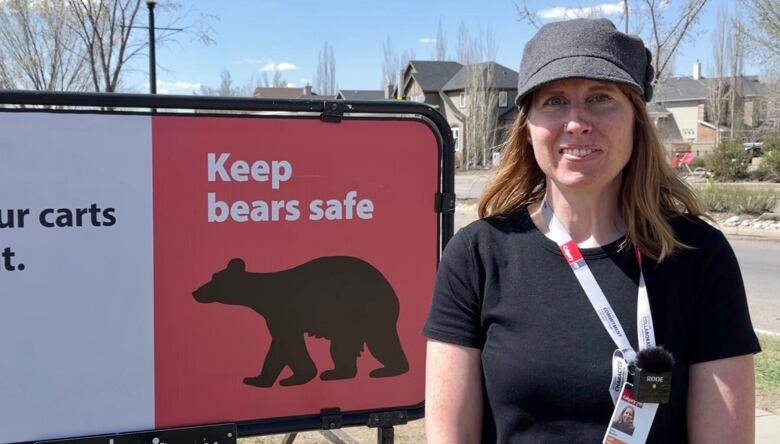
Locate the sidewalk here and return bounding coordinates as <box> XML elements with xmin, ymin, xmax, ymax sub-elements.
<box><xmin>720</xmin><ymin>225</ymin><xmax>780</xmax><ymax>241</ymax></box>
<box><xmin>757</xmin><ymin>409</ymin><xmax>780</xmax><ymax>443</ymax></box>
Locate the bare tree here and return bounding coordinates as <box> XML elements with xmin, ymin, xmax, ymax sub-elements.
<box><xmin>514</xmin><ymin>1</ymin><xmax>543</xmax><ymax>29</ymax></box>
<box><xmin>380</xmin><ymin>36</ymin><xmax>414</xmax><ymax>93</ymax></box>
<box><xmin>258</xmin><ymin>69</ymin><xmax>288</xmax><ymax>88</ymax></box>
<box><xmin>460</xmin><ymin>25</ymin><xmax>500</xmax><ymax>169</ymax></box>
<box><xmin>456</xmin><ymin>23</ymin><xmax>497</xmax><ymax>65</ymax></box>
<box><xmin>515</xmin><ymin>0</ymin><xmax>710</xmax><ymax>82</ymax></box>
<box><xmin>198</xmin><ymin>69</ymin><xmax>253</xmax><ymax>97</ymax></box>
<box><xmin>381</xmin><ymin>36</ymin><xmax>398</xmax><ymax>89</ymax></box>
<box><xmin>762</xmin><ymin>74</ymin><xmax>780</xmax><ymax>132</ymax></box>
<box><xmin>0</xmin><ymin>0</ymin><xmax>215</xmax><ymax>93</ymax></box>
<box><xmin>272</xmin><ymin>70</ymin><xmax>288</xmax><ymax>88</ymax></box>
<box><xmin>739</xmin><ymin>0</ymin><xmax>780</xmax><ymax>68</ymax></box>
<box><xmin>456</xmin><ymin>22</ymin><xmax>477</xmax><ymax>65</ymax></box>
<box><xmin>436</xmin><ymin>17</ymin><xmax>447</xmax><ymax>61</ymax></box>
<box><xmin>643</xmin><ymin>0</ymin><xmax>710</xmax><ymax>82</ymax></box>
<box><xmin>0</xmin><ymin>0</ymin><xmax>90</xmax><ymax>91</ymax></box>
<box><xmin>707</xmin><ymin>5</ymin><xmax>729</xmax><ymax>146</ymax></box>
<box><xmin>740</xmin><ymin>1</ymin><xmax>780</xmax><ymax>133</ymax></box>
<box><xmin>728</xmin><ymin>14</ymin><xmax>745</xmax><ymax>138</ymax></box>
<box><xmin>68</xmin><ymin>0</ymin><xmax>145</xmax><ymax>92</ymax></box>
<box><xmin>314</xmin><ymin>41</ymin><xmax>336</xmax><ymax>96</ymax></box>
<box><xmin>463</xmin><ymin>64</ymin><xmax>500</xmax><ymax>169</ymax></box>
<box><xmin>707</xmin><ymin>5</ymin><xmax>747</xmax><ymax>142</ymax></box>
<box><xmin>515</xmin><ymin>0</ymin><xmax>627</xmax><ymax>28</ymax></box>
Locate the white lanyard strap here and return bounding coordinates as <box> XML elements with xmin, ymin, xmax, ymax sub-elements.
<box><xmin>541</xmin><ymin>198</ymin><xmax>656</xmax><ymax>402</ymax></box>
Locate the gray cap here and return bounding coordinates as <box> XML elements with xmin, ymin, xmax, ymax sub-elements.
<box><xmin>515</xmin><ymin>18</ymin><xmax>654</xmax><ymax>105</ymax></box>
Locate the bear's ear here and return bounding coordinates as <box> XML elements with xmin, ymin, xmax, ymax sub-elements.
<box><xmin>227</xmin><ymin>258</ymin><xmax>245</xmax><ymax>272</ymax></box>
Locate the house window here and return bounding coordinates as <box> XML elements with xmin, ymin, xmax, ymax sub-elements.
<box><xmin>499</xmin><ymin>91</ymin><xmax>508</xmax><ymax>108</ymax></box>
<box><xmin>459</xmin><ymin>92</ymin><xmax>465</xmax><ymax>108</ymax></box>
<box><xmin>451</xmin><ymin>127</ymin><xmax>461</xmax><ymax>151</ymax></box>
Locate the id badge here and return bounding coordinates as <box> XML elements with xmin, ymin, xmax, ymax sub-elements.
<box><xmin>602</xmin><ymin>383</ymin><xmax>659</xmax><ymax>444</ymax></box>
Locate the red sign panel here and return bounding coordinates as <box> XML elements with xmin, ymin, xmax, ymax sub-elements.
<box><xmin>153</xmin><ymin>116</ymin><xmax>439</xmax><ymax>427</ymax></box>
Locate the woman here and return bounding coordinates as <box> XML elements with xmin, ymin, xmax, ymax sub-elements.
<box><xmin>423</xmin><ymin>18</ymin><xmax>760</xmax><ymax>443</ymax></box>
<box><xmin>613</xmin><ymin>406</ymin><xmax>636</xmax><ymax>436</ymax></box>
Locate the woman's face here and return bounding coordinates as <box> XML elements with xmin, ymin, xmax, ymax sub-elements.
<box><xmin>621</xmin><ymin>407</ymin><xmax>635</xmax><ymax>424</ymax></box>
<box><xmin>526</xmin><ymin>78</ymin><xmax>635</xmax><ymax>194</ymax></box>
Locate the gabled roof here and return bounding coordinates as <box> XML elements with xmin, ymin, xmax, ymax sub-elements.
<box><xmin>653</xmin><ymin>77</ymin><xmax>709</xmax><ymax>102</ymax></box>
<box><xmin>732</xmin><ymin>76</ymin><xmax>762</xmax><ymax>97</ymax></box>
<box><xmin>337</xmin><ymin>90</ymin><xmax>386</xmax><ymax>100</ymax></box>
<box><xmin>646</xmin><ymin>102</ymin><xmax>670</xmax><ymax>115</ymax></box>
<box><xmin>654</xmin><ymin>75</ymin><xmax>763</xmax><ymax>103</ymax></box>
<box><xmin>253</xmin><ymin>86</ymin><xmax>331</xmax><ymax>100</ymax></box>
<box><xmin>405</xmin><ymin>60</ymin><xmax>464</xmax><ymax>92</ymax></box>
<box><xmin>442</xmin><ymin>62</ymin><xmax>519</xmax><ymax>91</ymax></box>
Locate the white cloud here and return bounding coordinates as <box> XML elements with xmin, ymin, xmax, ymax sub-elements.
<box><xmin>173</xmin><ymin>81</ymin><xmax>201</xmax><ymax>89</ymax></box>
<box><xmin>538</xmin><ymin>2</ymin><xmax>623</xmax><ymax>20</ymax></box>
<box><xmin>419</xmin><ymin>37</ymin><xmax>436</xmax><ymax>44</ymax></box>
<box><xmin>154</xmin><ymin>80</ymin><xmax>202</xmax><ymax>94</ymax></box>
<box><xmin>259</xmin><ymin>62</ymin><xmax>276</xmax><ymax>72</ymax></box>
<box><xmin>275</xmin><ymin>62</ymin><xmax>298</xmax><ymax>71</ymax></box>
<box><xmin>258</xmin><ymin>61</ymin><xmax>298</xmax><ymax>72</ymax></box>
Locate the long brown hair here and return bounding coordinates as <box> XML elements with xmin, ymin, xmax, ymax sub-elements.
<box><xmin>478</xmin><ymin>86</ymin><xmax>706</xmax><ymax>262</ymax></box>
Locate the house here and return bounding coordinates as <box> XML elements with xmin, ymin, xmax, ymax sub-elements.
<box><xmin>336</xmin><ymin>89</ymin><xmax>388</xmax><ymax>100</ymax></box>
<box><xmin>650</xmin><ymin>61</ymin><xmax>764</xmax><ymax>155</ymax></box>
<box><xmin>253</xmin><ymin>84</ymin><xmax>335</xmax><ymax>100</ymax></box>
<box><xmin>396</xmin><ymin>60</ymin><xmax>519</xmax><ymax>167</ymax></box>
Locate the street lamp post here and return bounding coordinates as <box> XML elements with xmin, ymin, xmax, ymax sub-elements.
<box><xmin>147</xmin><ymin>0</ymin><xmax>157</xmax><ymax>94</ymax></box>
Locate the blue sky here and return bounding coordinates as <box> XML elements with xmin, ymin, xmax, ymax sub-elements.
<box><xmin>132</xmin><ymin>0</ymin><xmax>759</xmax><ymax>95</ymax></box>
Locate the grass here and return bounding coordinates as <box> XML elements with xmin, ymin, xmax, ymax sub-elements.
<box><xmin>693</xmin><ymin>183</ymin><xmax>778</xmax><ymax>214</ymax></box>
<box><xmin>240</xmin><ymin>419</ymin><xmax>426</xmax><ymax>443</ymax></box>
<box><xmin>757</xmin><ymin>334</ymin><xmax>780</xmax><ymax>414</ymax></box>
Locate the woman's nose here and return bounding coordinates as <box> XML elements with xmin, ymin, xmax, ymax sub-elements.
<box><xmin>563</xmin><ymin>106</ymin><xmax>592</xmax><ymax>135</ymax></box>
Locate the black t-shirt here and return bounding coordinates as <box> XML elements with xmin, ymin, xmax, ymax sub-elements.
<box><xmin>423</xmin><ymin>208</ymin><xmax>761</xmax><ymax>443</ymax></box>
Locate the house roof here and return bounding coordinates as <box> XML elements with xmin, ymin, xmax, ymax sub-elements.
<box><xmin>337</xmin><ymin>90</ymin><xmax>386</xmax><ymax>100</ymax></box>
<box><xmin>653</xmin><ymin>77</ymin><xmax>709</xmax><ymax>102</ymax></box>
<box><xmin>646</xmin><ymin>102</ymin><xmax>670</xmax><ymax>115</ymax></box>
<box><xmin>405</xmin><ymin>60</ymin><xmax>464</xmax><ymax>92</ymax></box>
<box><xmin>653</xmin><ymin>75</ymin><xmax>762</xmax><ymax>103</ymax></box>
<box><xmin>253</xmin><ymin>86</ymin><xmax>332</xmax><ymax>100</ymax></box>
<box><xmin>734</xmin><ymin>76</ymin><xmax>762</xmax><ymax>97</ymax></box>
<box><xmin>442</xmin><ymin>62</ymin><xmax>519</xmax><ymax>91</ymax></box>
<box><xmin>698</xmin><ymin>120</ymin><xmax>729</xmax><ymax>131</ymax></box>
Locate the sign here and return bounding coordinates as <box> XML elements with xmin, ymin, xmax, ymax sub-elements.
<box><xmin>0</xmin><ymin>106</ymin><xmax>444</xmax><ymax>443</ymax></box>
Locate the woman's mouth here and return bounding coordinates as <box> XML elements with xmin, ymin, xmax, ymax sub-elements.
<box><xmin>559</xmin><ymin>146</ymin><xmax>601</xmax><ymax>159</ymax></box>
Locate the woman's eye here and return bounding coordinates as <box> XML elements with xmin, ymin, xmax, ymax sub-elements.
<box><xmin>543</xmin><ymin>96</ymin><xmax>566</xmax><ymax>106</ymax></box>
<box><xmin>590</xmin><ymin>93</ymin><xmax>612</xmax><ymax>103</ymax></box>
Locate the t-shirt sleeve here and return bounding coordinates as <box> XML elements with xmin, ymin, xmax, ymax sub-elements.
<box><xmin>422</xmin><ymin>228</ymin><xmax>484</xmax><ymax>349</ymax></box>
<box><xmin>689</xmin><ymin>231</ymin><xmax>761</xmax><ymax>364</ymax></box>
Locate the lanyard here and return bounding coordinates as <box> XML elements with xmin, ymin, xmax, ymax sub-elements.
<box><xmin>541</xmin><ymin>198</ymin><xmax>656</xmax><ymax>403</ymax></box>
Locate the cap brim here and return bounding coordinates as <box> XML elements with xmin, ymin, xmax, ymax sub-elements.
<box><xmin>515</xmin><ymin>56</ymin><xmax>643</xmax><ymax>106</ymax></box>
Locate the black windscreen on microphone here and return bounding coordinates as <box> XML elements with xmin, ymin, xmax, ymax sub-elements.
<box><xmin>633</xmin><ymin>346</ymin><xmax>674</xmax><ymax>404</ymax></box>
<box><xmin>635</xmin><ymin>346</ymin><xmax>675</xmax><ymax>373</ymax></box>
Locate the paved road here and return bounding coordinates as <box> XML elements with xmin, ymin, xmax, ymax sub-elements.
<box><xmin>731</xmin><ymin>238</ymin><xmax>780</xmax><ymax>335</ymax></box>
<box><xmin>455</xmin><ymin>171</ymin><xmax>491</xmax><ymax>200</ymax></box>
<box><xmin>454</xmin><ymin>204</ymin><xmax>780</xmax><ymax>335</ymax></box>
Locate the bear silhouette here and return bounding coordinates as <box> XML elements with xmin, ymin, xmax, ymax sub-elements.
<box><xmin>192</xmin><ymin>257</ymin><xmax>409</xmax><ymax>387</ymax></box>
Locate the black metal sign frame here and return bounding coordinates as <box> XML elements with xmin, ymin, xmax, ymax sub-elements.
<box><xmin>0</xmin><ymin>90</ymin><xmax>454</xmax><ymax>444</ymax></box>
